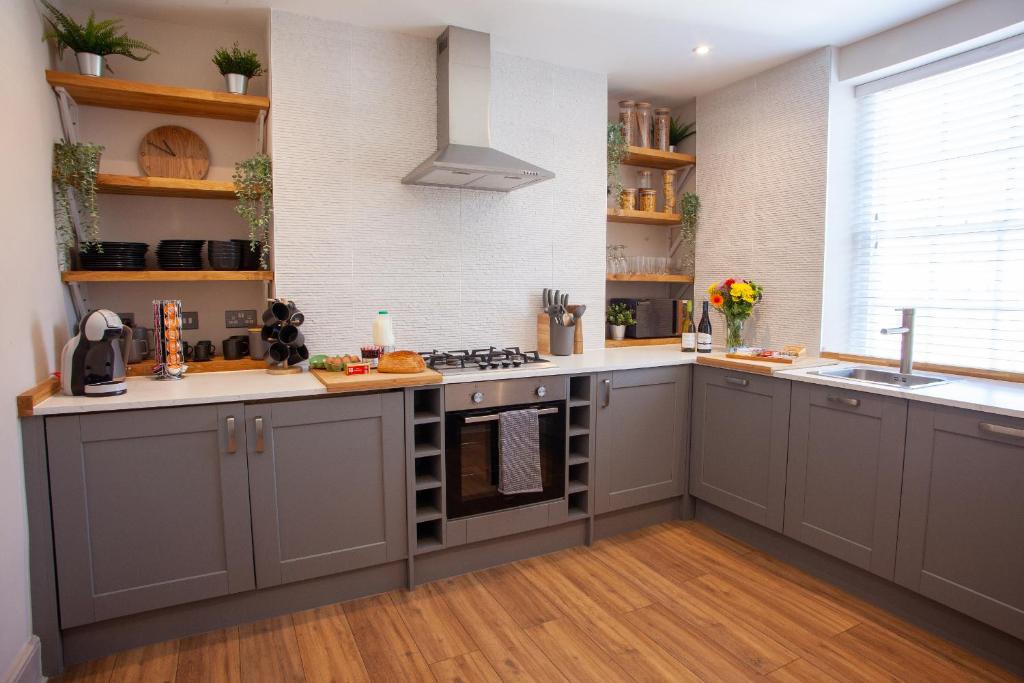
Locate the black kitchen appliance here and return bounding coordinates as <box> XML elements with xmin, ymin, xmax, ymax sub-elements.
<box><xmin>59</xmin><ymin>309</ymin><xmax>130</xmax><ymax>396</ymax></box>
<box><xmin>610</xmin><ymin>297</ymin><xmax>676</xmax><ymax>338</ymax></box>
<box><xmin>445</xmin><ymin>378</ymin><xmax>566</xmax><ymax>519</ymax></box>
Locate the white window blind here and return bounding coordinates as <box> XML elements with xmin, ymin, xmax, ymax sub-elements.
<box><xmin>850</xmin><ymin>45</ymin><xmax>1024</xmax><ymax>373</ymax></box>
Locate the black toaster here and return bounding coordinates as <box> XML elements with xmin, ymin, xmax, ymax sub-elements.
<box><xmin>610</xmin><ymin>298</ymin><xmax>677</xmax><ymax>338</ymax></box>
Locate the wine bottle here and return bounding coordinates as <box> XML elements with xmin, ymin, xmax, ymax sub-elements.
<box><xmin>697</xmin><ymin>300</ymin><xmax>713</xmax><ymax>353</ymax></box>
<box><xmin>680</xmin><ymin>300</ymin><xmax>696</xmax><ymax>352</ymax></box>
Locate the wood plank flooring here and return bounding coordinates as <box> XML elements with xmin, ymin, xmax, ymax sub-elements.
<box><xmin>54</xmin><ymin>521</ymin><xmax>1019</xmax><ymax>682</ymax></box>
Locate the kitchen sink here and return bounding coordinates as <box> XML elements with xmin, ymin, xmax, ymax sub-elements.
<box><xmin>813</xmin><ymin>366</ymin><xmax>951</xmax><ymax>389</ymax></box>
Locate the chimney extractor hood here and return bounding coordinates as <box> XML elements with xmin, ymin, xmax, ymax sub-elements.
<box><xmin>402</xmin><ymin>26</ymin><xmax>554</xmax><ymax>192</ymax></box>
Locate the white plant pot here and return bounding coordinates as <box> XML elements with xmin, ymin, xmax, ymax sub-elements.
<box><xmin>76</xmin><ymin>52</ymin><xmax>103</xmax><ymax>77</ymax></box>
<box><xmin>224</xmin><ymin>73</ymin><xmax>249</xmax><ymax>94</ymax></box>
<box><xmin>609</xmin><ymin>324</ymin><xmax>626</xmax><ymax>341</ymax></box>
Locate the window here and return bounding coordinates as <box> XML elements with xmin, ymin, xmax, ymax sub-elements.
<box><xmin>848</xmin><ymin>43</ymin><xmax>1024</xmax><ymax>372</ymax></box>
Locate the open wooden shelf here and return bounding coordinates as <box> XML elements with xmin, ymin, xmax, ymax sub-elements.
<box><xmin>606</xmin><ymin>273</ymin><xmax>693</xmax><ymax>283</ymax></box>
<box><xmin>97</xmin><ymin>173</ymin><xmax>236</xmax><ymax>199</ymax></box>
<box><xmin>606</xmin><ymin>208</ymin><xmax>681</xmax><ymax>225</ymax></box>
<box><xmin>46</xmin><ymin>70</ymin><xmax>269</xmax><ymax>121</ymax></box>
<box><xmin>62</xmin><ymin>270</ymin><xmax>273</xmax><ymax>283</ymax></box>
<box><xmin>622</xmin><ymin>146</ymin><xmax>696</xmax><ymax>170</ymax></box>
<box><xmin>605</xmin><ymin>336</ymin><xmax>680</xmax><ymax>348</ymax></box>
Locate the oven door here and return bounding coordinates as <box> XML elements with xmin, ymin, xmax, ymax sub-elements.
<box><xmin>445</xmin><ymin>401</ymin><xmax>566</xmax><ymax>519</ymax></box>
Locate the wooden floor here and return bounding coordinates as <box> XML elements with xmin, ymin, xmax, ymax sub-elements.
<box><xmin>54</xmin><ymin>521</ymin><xmax>1018</xmax><ymax>682</ymax></box>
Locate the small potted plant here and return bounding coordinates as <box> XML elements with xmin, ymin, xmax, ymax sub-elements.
<box><xmin>40</xmin><ymin>1</ymin><xmax>157</xmax><ymax>77</ymax></box>
<box><xmin>212</xmin><ymin>42</ymin><xmax>264</xmax><ymax>95</ymax></box>
<box><xmin>233</xmin><ymin>153</ymin><xmax>273</xmax><ymax>269</ymax></box>
<box><xmin>668</xmin><ymin>118</ymin><xmax>695</xmax><ymax>152</ymax></box>
<box><xmin>606</xmin><ymin>302</ymin><xmax>636</xmax><ymax>341</ymax></box>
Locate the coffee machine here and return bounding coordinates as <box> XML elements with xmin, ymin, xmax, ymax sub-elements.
<box><xmin>60</xmin><ymin>309</ymin><xmax>131</xmax><ymax>397</ymax></box>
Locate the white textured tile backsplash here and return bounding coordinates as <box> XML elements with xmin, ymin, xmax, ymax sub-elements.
<box><xmin>695</xmin><ymin>48</ymin><xmax>832</xmax><ymax>353</ymax></box>
<box><xmin>269</xmin><ymin>11</ymin><xmax>607</xmax><ymax>354</ymax></box>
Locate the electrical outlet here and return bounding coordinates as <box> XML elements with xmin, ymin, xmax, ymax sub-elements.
<box><xmin>180</xmin><ymin>311</ymin><xmax>199</xmax><ymax>330</ymax></box>
<box><xmin>225</xmin><ymin>309</ymin><xmax>258</xmax><ymax>328</ymax></box>
<box><xmin>117</xmin><ymin>312</ymin><xmax>135</xmax><ymax>327</ymax></box>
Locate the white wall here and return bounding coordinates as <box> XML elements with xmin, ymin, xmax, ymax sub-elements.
<box><xmin>695</xmin><ymin>48</ymin><xmax>832</xmax><ymax>352</ymax></box>
<box><xmin>0</xmin><ymin>1</ymin><xmax>72</xmax><ymax>680</ymax></box>
<box><xmin>269</xmin><ymin>11</ymin><xmax>607</xmax><ymax>353</ymax></box>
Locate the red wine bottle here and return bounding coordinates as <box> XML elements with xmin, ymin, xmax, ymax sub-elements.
<box><xmin>697</xmin><ymin>300</ymin><xmax>713</xmax><ymax>353</ymax></box>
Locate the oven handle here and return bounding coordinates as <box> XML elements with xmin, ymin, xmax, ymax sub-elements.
<box><xmin>464</xmin><ymin>407</ymin><xmax>560</xmax><ymax>424</ymax></box>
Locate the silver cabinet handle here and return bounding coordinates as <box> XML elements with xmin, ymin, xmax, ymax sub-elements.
<box><xmin>603</xmin><ymin>379</ymin><xmax>612</xmax><ymax>408</ymax></box>
<box><xmin>725</xmin><ymin>376</ymin><xmax>749</xmax><ymax>387</ymax></box>
<box><xmin>827</xmin><ymin>396</ymin><xmax>860</xmax><ymax>408</ymax></box>
<box><xmin>980</xmin><ymin>422</ymin><xmax>1024</xmax><ymax>439</ymax></box>
<box><xmin>465</xmin><ymin>407</ymin><xmax>559</xmax><ymax>424</ymax></box>
<box><xmin>226</xmin><ymin>416</ymin><xmax>237</xmax><ymax>453</ymax></box>
<box><xmin>255</xmin><ymin>417</ymin><xmax>265</xmax><ymax>453</ymax></box>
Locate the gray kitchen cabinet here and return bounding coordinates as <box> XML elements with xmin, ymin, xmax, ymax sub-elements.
<box><xmin>46</xmin><ymin>404</ymin><xmax>254</xmax><ymax>628</ymax></box>
<box><xmin>785</xmin><ymin>383</ymin><xmax>907</xmax><ymax>578</ymax></box>
<box><xmin>593</xmin><ymin>366</ymin><xmax>690</xmax><ymax>514</ymax></box>
<box><xmin>689</xmin><ymin>365</ymin><xmax>791</xmax><ymax>531</ymax></box>
<box><xmin>245</xmin><ymin>392</ymin><xmax>407</xmax><ymax>588</ymax></box>
<box><xmin>895</xmin><ymin>403</ymin><xmax>1024</xmax><ymax>640</ymax></box>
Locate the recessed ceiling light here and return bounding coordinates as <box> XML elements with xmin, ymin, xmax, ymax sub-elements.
<box><xmin>693</xmin><ymin>45</ymin><xmax>711</xmax><ymax>56</ymax></box>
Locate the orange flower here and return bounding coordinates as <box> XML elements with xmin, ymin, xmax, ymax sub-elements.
<box><xmin>710</xmin><ymin>293</ymin><xmax>724</xmax><ymax>307</ymax></box>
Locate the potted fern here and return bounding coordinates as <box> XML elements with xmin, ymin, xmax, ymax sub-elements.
<box><xmin>668</xmin><ymin>118</ymin><xmax>695</xmax><ymax>152</ymax></box>
<box><xmin>40</xmin><ymin>1</ymin><xmax>157</xmax><ymax>77</ymax></box>
<box><xmin>212</xmin><ymin>43</ymin><xmax>264</xmax><ymax>95</ymax></box>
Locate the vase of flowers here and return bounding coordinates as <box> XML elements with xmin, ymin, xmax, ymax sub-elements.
<box><xmin>707</xmin><ymin>277</ymin><xmax>764</xmax><ymax>351</ymax></box>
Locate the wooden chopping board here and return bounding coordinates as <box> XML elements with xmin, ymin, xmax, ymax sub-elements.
<box><xmin>311</xmin><ymin>367</ymin><xmax>442</xmax><ymax>393</ymax></box>
<box><xmin>697</xmin><ymin>352</ymin><xmax>836</xmax><ymax>376</ymax></box>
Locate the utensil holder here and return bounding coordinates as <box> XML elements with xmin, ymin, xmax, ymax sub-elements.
<box><xmin>549</xmin><ymin>319</ymin><xmax>576</xmax><ymax>356</ymax></box>
<box><xmin>537</xmin><ymin>308</ymin><xmax>584</xmax><ymax>354</ymax></box>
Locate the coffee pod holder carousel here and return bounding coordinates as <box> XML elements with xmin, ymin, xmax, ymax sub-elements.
<box><xmin>261</xmin><ymin>298</ymin><xmax>309</xmax><ymax>375</ymax></box>
<box><xmin>152</xmin><ymin>299</ymin><xmax>187</xmax><ymax>380</ymax></box>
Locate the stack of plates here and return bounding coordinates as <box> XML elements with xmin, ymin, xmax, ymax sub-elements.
<box><xmin>157</xmin><ymin>240</ymin><xmax>205</xmax><ymax>270</ymax></box>
<box><xmin>78</xmin><ymin>242</ymin><xmax>148</xmax><ymax>270</ymax></box>
<box><xmin>207</xmin><ymin>240</ymin><xmax>242</xmax><ymax>270</ymax></box>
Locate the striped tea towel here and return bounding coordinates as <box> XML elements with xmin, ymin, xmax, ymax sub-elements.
<box><xmin>498</xmin><ymin>408</ymin><xmax>543</xmax><ymax>494</ymax></box>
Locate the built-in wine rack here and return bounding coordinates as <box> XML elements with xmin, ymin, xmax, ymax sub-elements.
<box><xmin>567</xmin><ymin>375</ymin><xmax>594</xmax><ymax>520</ymax></box>
<box><xmin>406</xmin><ymin>387</ymin><xmax>445</xmax><ymax>555</ymax></box>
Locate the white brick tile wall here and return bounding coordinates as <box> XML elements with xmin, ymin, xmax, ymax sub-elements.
<box><xmin>269</xmin><ymin>11</ymin><xmax>607</xmax><ymax>354</ymax></box>
<box><xmin>695</xmin><ymin>48</ymin><xmax>832</xmax><ymax>352</ymax></box>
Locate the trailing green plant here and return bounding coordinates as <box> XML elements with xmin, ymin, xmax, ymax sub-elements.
<box><xmin>606</xmin><ymin>302</ymin><xmax>636</xmax><ymax>327</ymax></box>
<box><xmin>233</xmin><ymin>154</ymin><xmax>273</xmax><ymax>269</ymax></box>
<box><xmin>679</xmin><ymin>192</ymin><xmax>700</xmax><ymax>243</ymax></box>
<box><xmin>39</xmin><ymin>0</ymin><xmax>157</xmax><ymax>71</ymax></box>
<box><xmin>212</xmin><ymin>42</ymin><xmax>264</xmax><ymax>78</ymax></box>
<box><xmin>669</xmin><ymin>117</ymin><xmax>695</xmax><ymax>147</ymax></box>
<box><xmin>52</xmin><ymin>141</ymin><xmax>104</xmax><ymax>270</ymax></box>
<box><xmin>607</xmin><ymin>121</ymin><xmax>628</xmax><ymax>198</ymax></box>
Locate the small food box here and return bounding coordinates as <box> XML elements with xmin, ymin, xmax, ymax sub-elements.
<box><xmin>345</xmin><ymin>362</ymin><xmax>371</xmax><ymax>375</ymax></box>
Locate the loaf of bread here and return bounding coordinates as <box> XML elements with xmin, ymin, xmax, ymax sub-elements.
<box><xmin>377</xmin><ymin>350</ymin><xmax>426</xmax><ymax>374</ymax></box>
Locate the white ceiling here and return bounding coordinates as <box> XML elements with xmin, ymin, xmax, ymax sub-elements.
<box><xmin>73</xmin><ymin>0</ymin><xmax>961</xmax><ymax>104</ymax></box>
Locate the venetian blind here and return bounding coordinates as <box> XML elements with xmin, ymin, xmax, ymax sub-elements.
<box><xmin>849</xmin><ymin>44</ymin><xmax>1024</xmax><ymax>373</ymax></box>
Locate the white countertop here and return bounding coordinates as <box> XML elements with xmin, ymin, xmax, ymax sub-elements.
<box><xmin>777</xmin><ymin>364</ymin><xmax>1024</xmax><ymax>420</ymax></box>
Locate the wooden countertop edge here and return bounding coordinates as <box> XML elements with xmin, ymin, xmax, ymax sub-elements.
<box><xmin>18</xmin><ymin>377</ymin><xmax>61</xmax><ymax>417</ymax></box>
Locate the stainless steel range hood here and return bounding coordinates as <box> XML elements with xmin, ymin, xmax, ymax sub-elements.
<box><xmin>402</xmin><ymin>26</ymin><xmax>554</xmax><ymax>192</ymax></box>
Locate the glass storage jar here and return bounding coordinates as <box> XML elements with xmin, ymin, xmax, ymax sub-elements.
<box><xmin>662</xmin><ymin>169</ymin><xmax>676</xmax><ymax>213</ymax></box>
<box><xmin>639</xmin><ymin>188</ymin><xmax>657</xmax><ymax>212</ymax></box>
<box><xmin>636</xmin><ymin>102</ymin><xmax>653</xmax><ymax>148</ymax></box>
<box><xmin>636</xmin><ymin>169</ymin><xmax>653</xmax><ymax>190</ymax></box>
<box><xmin>619</xmin><ymin>188</ymin><xmax>637</xmax><ymax>210</ymax></box>
<box><xmin>618</xmin><ymin>100</ymin><xmax>636</xmax><ymax>147</ymax></box>
<box><xmin>654</xmin><ymin>107</ymin><xmax>671</xmax><ymax>151</ymax></box>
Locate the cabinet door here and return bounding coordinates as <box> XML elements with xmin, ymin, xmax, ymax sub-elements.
<box><xmin>689</xmin><ymin>366</ymin><xmax>791</xmax><ymax>531</ymax></box>
<box><xmin>785</xmin><ymin>383</ymin><xmax>907</xmax><ymax>578</ymax></box>
<box><xmin>594</xmin><ymin>366</ymin><xmax>690</xmax><ymax>514</ymax></box>
<box><xmin>896</xmin><ymin>403</ymin><xmax>1024</xmax><ymax>640</ymax></box>
<box><xmin>47</xmin><ymin>404</ymin><xmax>254</xmax><ymax>628</ymax></box>
<box><xmin>246</xmin><ymin>392</ymin><xmax>406</xmax><ymax>588</ymax></box>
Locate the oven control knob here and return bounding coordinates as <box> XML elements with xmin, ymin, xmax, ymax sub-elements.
<box><xmin>536</xmin><ymin>386</ymin><xmax>547</xmax><ymax>398</ymax></box>
<box><xmin>471</xmin><ymin>391</ymin><xmax>484</xmax><ymax>404</ymax></box>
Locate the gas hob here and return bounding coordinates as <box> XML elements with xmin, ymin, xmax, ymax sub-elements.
<box><xmin>418</xmin><ymin>347</ymin><xmax>554</xmax><ymax>375</ymax></box>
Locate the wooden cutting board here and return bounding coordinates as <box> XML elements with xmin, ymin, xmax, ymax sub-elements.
<box><xmin>697</xmin><ymin>353</ymin><xmax>836</xmax><ymax>376</ymax></box>
<box><xmin>311</xmin><ymin>367</ymin><xmax>442</xmax><ymax>393</ymax></box>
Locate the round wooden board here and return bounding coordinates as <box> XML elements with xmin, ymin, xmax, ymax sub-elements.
<box><xmin>138</xmin><ymin>125</ymin><xmax>210</xmax><ymax>179</ymax></box>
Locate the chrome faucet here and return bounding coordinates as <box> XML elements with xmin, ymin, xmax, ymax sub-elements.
<box><xmin>880</xmin><ymin>307</ymin><xmax>915</xmax><ymax>374</ymax></box>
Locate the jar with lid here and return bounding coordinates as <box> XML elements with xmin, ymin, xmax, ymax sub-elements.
<box><xmin>619</xmin><ymin>188</ymin><xmax>637</xmax><ymax>211</ymax></box>
<box><xmin>654</xmin><ymin>107</ymin><xmax>671</xmax><ymax>151</ymax></box>
<box><xmin>635</xmin><ymin>102</ymin><xmax>653</xmax><ymax>148</ymax></box>
<box><xmin>618</xmin><ymin>100</ymin><xmax>636</xmax><ymax>147</ymax></box>
<box><xmin>662</xmin><ymin>169</ymin><xmax>676</xmax><ymax>214</ymax></box>
<box><xmin>638</xmin><ymin>188</ymin><xmax>657</xmax><ymax>212</ymax></box>
<box><xmin>636</xmin><ymin>169</ymin><xmax>653</xmax><ymax>190</ymax></box>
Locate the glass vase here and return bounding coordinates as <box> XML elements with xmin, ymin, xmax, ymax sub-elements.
<box><xmin>725</xmin><ymin>314</ymin><xmax>746</xmax><ymax>351</ymax></box>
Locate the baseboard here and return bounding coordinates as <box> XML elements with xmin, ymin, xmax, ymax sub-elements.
<box><xmin>592</xmin><ymin>497</ymin><xmax>683</xmax><ymax>540</ymax></box>
<box><xmin>695</xmin><ymin>500</ymin><xmax>1024</xmax><ymax>677</ymax></box>
<box><xmin>3</xmin><ymin>636</ymin><xmax>42</xmax><ymax>683</ymax></box>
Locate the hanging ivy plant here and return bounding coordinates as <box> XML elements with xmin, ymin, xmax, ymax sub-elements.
<box><xmin>679</xmin><ymin>191</ymin><xmax>701</xmax><ymax>242</ymax></box>
<box><xmin>52</xmin><ymin>141</ymin><xmax>104</xmax><ymax>270</ymax></box>
<box><xmin>233</xmin><ymin>153</ymin><xmax>273</xmax><ymax>269</ymax></box>
<box><xmin>607</xmin><ymin>122</ymin><xmax>628</xmax><ymax>199</ymax></box>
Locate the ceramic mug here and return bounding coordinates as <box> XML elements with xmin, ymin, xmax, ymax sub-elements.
<box><xmin>193</xmin><ymin>340</ymin><xmax>216</xmax><ymax>362</ymax></box>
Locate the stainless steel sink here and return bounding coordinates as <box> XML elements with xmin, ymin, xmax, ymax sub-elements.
<box><xmin>813</xmin><ymin>366</ymin><xmax>951</xmax><ymax>389</ymax></box>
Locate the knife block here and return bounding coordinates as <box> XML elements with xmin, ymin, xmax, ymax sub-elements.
<box><xmin>537</xmin><ymin>306</ymin><xmax>584</xmax><ymax>354</ymax></box>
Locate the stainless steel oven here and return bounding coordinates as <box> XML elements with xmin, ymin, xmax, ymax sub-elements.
<box><xmin>444</xmin><ymin>378</ymin><xmax>566</xmax><ymax>519</ymax></box>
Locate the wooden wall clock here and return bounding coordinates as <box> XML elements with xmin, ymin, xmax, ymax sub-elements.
<box><xmin>138</xmin><ymin>125</ymin><xmax>210</xmax><ymax>179</ymax></box>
